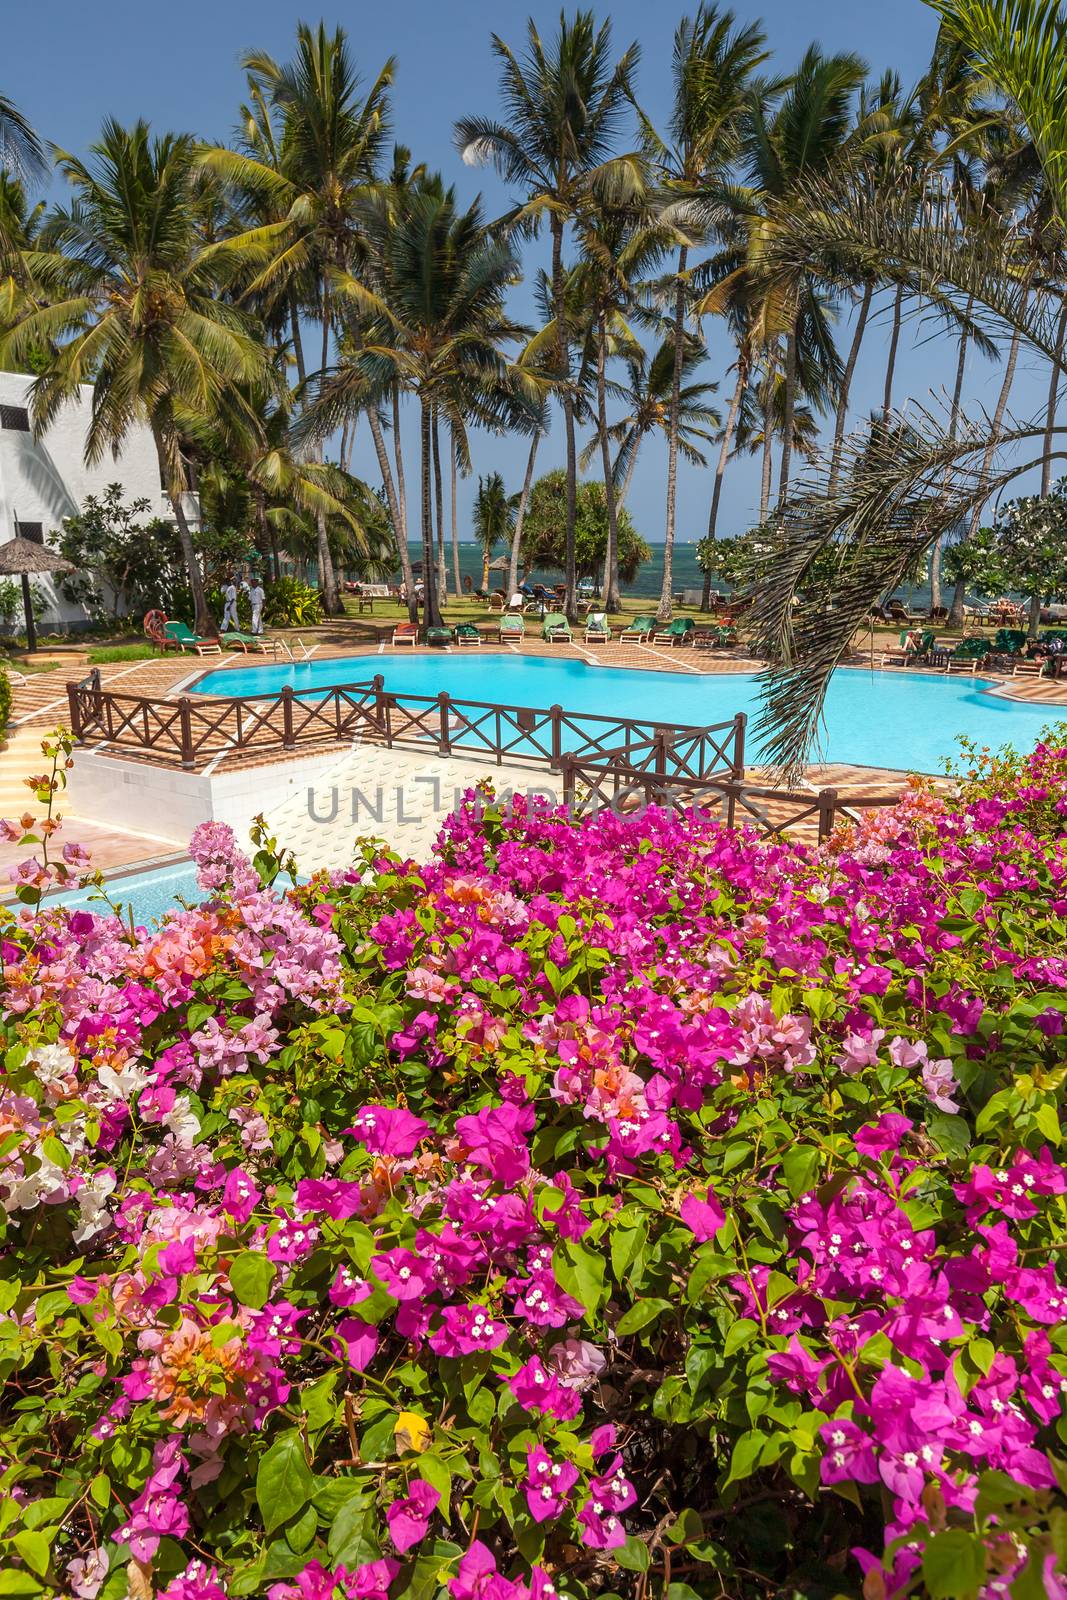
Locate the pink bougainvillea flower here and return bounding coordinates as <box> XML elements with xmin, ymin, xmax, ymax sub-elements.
<box><xmin>386</xmin><ymin>1479</ymin><xmax>440</xmax><ymax>1552</ymax></box>
<box><xmin>502</xmin><ymin>1355</ymin><xmax>582</xmax><ymax>1420</ymax></box>
<box><xmin>371</xmin><ymin>1246</ymin><xmax>427</xmax><ymax>1301</ymax></box>
<box><xmin>347</xmin><ymin>1105</ymin><xmax>430</xmax><ymax>1157</ymax></box>
<box><xmin>679</xmin><ymin>1184</ymin><xmax>726</xmax><ymax>1241</ymax></box>
<box><xmin>524</xmin><ymin>1444</ymin><xmax>579</xmax><ymax>1522</ymax></box>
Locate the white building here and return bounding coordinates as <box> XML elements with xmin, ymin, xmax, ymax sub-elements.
<box><xmin>0</xmin><ymin>370</ymin><xmax>199</xmax><ymax>630</ymax></box>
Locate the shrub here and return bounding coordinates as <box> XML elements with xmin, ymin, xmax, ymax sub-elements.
<box><xmin>2</xmin><ymin>742</ymin><xmax>1067</xmax><ymax>1598</ymax></box>
<box><xmin>265</xmin><ymin>574</ymin><xmax>324</xmax><ymax>627</ymax></box>
<box><xmin>0</xmin><ymin>663</ymin><xmax>10</xmax><ymax>729</ymax></box>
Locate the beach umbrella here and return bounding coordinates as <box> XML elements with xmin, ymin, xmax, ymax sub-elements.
<box><xmin>487</xmin><ymin>555</ymin><xmax>509</xmax><ymax>572</ymax></box>
<box><xmin>0</xmin><ymin>537</ymin><xmax>74</xmax><ymax>652</ymax></box>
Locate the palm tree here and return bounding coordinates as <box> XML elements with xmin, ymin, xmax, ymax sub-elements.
<box><xmin>0</xmin><ymin>95</ymin><xmax>45</xmax><ymax>189</ymax></box>
<box><xmin>473</xmin><ymin>472</ymin><xmax>516</xmax><ymax>589</ymax></box>
<box><xmin>200</xmin><ymin>23</ymin><xmax>395</xmax><ymax>617</ymax></box>
<box><xmin>1</xmin><ymin>121</ymin><xmax>270</xmax><ymax>633</ymax></box>
<box><xmin>588</xmin><ymin>336</ymin><xmax>719</xmax><ymax>508</ymax></box>
<box><xmin>303</xmin><ymin>186</ymin><xmax>527</xmax><ymax>631</ymax></box>
<box><xmin>456</xmin><ymin>12</ymin><xmax>640</xmax><ymax>621</ymax></box>
<box><xmin>744</xmin><ymin>46</ymin><xmax>867</xmax><ymax>510</ymax></box>
<box><xmin>642</xmin><ymin>4</ymin><xmax>769</xmax><ymax>621</ymax></box>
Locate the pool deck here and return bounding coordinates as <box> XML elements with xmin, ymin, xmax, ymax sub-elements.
<box><xmin>4</xmin><ymin>636</ymin><xmax>1067</xmax><ymax>884</ymax></box>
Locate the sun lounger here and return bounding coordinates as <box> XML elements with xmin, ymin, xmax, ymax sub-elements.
<box><xmin>455</xmin><ymin>624</ymin><xmax>481</xmax><ymax>648</ymax></box>
<box><xmin>584</xmin><ymin>612</ymin><xmax>611</xmax><ymax>642</ymax></box>
<box><xmin>497</xmin><ymin>615</ymin><xmax>525</xmax><ymax>642</ymax></box>
<box><xmin>163</xmin><ymin>621</ymin><xmax>222</xmax><ymax>656</ymax></box>
<box><xmin>221</xmin><ymin>630</ymin><xmax>268</xmax><ymax>653</ymax></box>
<box><xmin>620</xmin><ymin>615</ymin><xmax>656</xmax><ymax>642</ymax></box>
<box><xmin>542</xmin><ymin>612</ymin><xmax>572</xmax><ymax>642</ymax></box>
<box><xmin>943</xmin><ymin>637</ymin><xmax>990</xmax><ymax>674</ymax></box>
<box><xmin>426</xmin><ymin>627</ymin><xmax>453</xmax><ymax>647</ymax></box>
<box><xmin>392</xmin><ymin>622</ymin><xmax>418</xmax><ymax>647</ymax></box>
<box><xmin>653</xmin><ymin>617</ymin><xmax>695</xmax><ymax>646</ymax></box>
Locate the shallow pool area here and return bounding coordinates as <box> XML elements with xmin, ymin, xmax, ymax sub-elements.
<box><xmin>192</xmin><ymin>654</ymin><xmax>1056</xmax><ymax>773</ymax></box>
<box><xmin>38</xmin><ymin>862</ymin><xmax>296</xmax><ymax>926</ymax></box>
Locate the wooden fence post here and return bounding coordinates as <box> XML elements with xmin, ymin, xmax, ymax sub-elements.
<box><xmin>816</xmin><ymin>787</ymin><xmax>839</xmax><ymax>843</ymax></box>
<box><xmin>549</xmin><ymin>704</ymin><xmax>563</xmax><ymax>769</ymax></box>
<box><xmin>438</xmin><ymin>692</ymin><xmax>451</xmax><ymax>755</ymax></box>
<box><xmin>178</xmin><ymin>697</ymin><xmax>194</xmax><ymax>770</ymax></box>
<box><xmin>372</xmin><ymin>674</ymin><xmax>387</xmax><ymax>742</ymax></box>
<box><xmin>654</xmin><ymin>727</ymin><xmax>669</xmax><ymax>780</ymax></box>
<box><xmin>733</xmin><ymin>712</ymin><xmax>747</xmax><ymax>780</ymax></box>
<box><xmin>281</xmin><ymin>685</ymin><xmax>295</xmax><ymax>750</ymax></box>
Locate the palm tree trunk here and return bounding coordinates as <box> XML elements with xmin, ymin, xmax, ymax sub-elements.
<box><xmin>551</xmin><ymin>217</ymin><xmax>578</xmax><ymax>623</ymax></box>
<box><xmin>154</xmin><ymin>429</ymin><xmax>212</xmax><ymax>633</ymax></box>
<box><xmin>367</xmin><ymin>405</ymin><xmax>417</xmax><ymax>622</ymax></box>
<box><xmin>776</xmin><ymin>322</ymin><xmax>798</xmax><ymax>509</ymax></box>
<box><xmin>508</xmin><ymin>430</ymin><xmax>540</xmax><ymax>596</ymax></box>
<box><xmin>339</xmin><ymin>416</ymin><xmax>355</xmax><ymax>474</ymax></box>
<box><xmin>702</xmin><ymin>364</ymin><xmax>746</xmax><ymax>609</ymax></box>
<box><xmin>1040</xmin><ymin>300</ymin><xmax>1067</xmax><ymax>497</ymax></box>
<box><xmin>759</xmin><ymin>383</ymin><xmax>774</xmax><ymax>524</ymax></box>
<box><xmin>450</xmin><ymin>433</ymin><xmax>462</xmax><ymax>596</ymax></box>
<box><xmin>932</xmin><ymin>302</ymin><xmax>972</xmax><ymax>614</ymax></box>
<box><xmin>315</xmin><ymin>295</ymin><xmax>340</xmax><ymax>616</ymax></box>
<box><xmin>289</xmin><ymin>294</ymin><xmax>307</xmax><ymax>387</ymax></box>
<box><xmin>881</xmin><ymin>284</ymin><xmax>904</xmax><ymax>420</ymax></box>
<box><xmin>596</xmin><ymin>309</ymin><xmax>623</xmax><ymax>614</ymax></box>
<box><xmin>949</xmin><ymin>299</ymin><xmax>1028</xmax><ymax>629</ymax></box>
<box><xmin>658</xmin><ymin>243</ymin><xmax>689</xmax><ymax>623</ymax></box>
<box><xmin>391</xmin><ymin>385</ymin><xmax>410</xmax><ymax>598</ymax></box>
<box><xmin>828</xmin><ymin>282</ymin><xmax>873</xmax><ymax>494</ymax></box>
<box><xmin>420</xmin><ymin>397</ymin><xmax>442</xmax><ymax>630</ymax></box>
<box><xmin>432</xmin><ymin>412</ymin><xmax>447</xmax><ymax>601</ymax></box>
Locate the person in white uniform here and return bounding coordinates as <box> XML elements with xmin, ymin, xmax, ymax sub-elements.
<box><xmin>220</xmin><ymin>573</ymin><xmax>240</xmax><ymax>632</ymax></box>
<box><xmin>249</xmin><ymin>577</ymin><xmax>266</xmax><ymax>636</ymax></box>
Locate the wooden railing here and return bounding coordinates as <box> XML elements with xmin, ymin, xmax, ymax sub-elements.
<box><xmin>559</xmin><ymin>751</ymin><xmax>899</xmax><ymax>843</ymax></box>
<box><xmin>66</xmin><ymin>671</ymin><xmax>748</xmax><ymax>785</ymax></box>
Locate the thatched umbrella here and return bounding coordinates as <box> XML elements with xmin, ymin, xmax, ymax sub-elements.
<box><xmin>0</xmin><ymin>537</ymin><xmax>74</xmax><ymax>652</ymax></box>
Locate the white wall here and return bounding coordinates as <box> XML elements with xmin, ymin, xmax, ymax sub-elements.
<box><xmin>0</xmin><ymin>372</ymin><xmax>198</xmax><ymax>631</ymax></box>
<box><xmin>69</xmin><ymin>748</ymin><xmax>348</xmax><ymax>846</ymax></box>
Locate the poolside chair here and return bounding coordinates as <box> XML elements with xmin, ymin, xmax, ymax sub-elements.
<box><xmin>163</xmin><ymin>621</ymin><xmax>222</xmax><ymax>656</ymax></box>
<box><xmin>392</xmin><ymin>621</ymin><xmax>418</xmax><ymax>647</ymax></box>
<box><xmin>620</xmin><ymin>615</ymin><xmax>656</xmax><ymax>643</ymax></box>
<box><xmin>426</xmin><ymin>626</ymin><xmax>453</xmax><ymax>648</ymax></box>
<box><xmin>497</xmin><ymin>614</ymin><xmax>525</xmax><ymax>643</ymax></box>
<box><xmin>488</xmin><ymin>592</ymin><xmax>506</xmax><ymax>612</ymax></box>
<box><xmin>881</xmin><ymin>628</ymin><xmax>932</xmax><ymax>667</ymax></box>
<box><xmin>943</xmin><ymin>636</ymin><xmax>991</xmax><ymax>674</ymax></box>
<box><xmin>584</xmin><ymin>612</ymin><xmax>611</xmax><ymax>643</ymax></box>
<box><xmin>455</xmin><ymin>623</ymin><xmax>481</xmax><ymax>648</ymax></box>
<box><xmin>653</xmin><ymin>617</ymin><xmax>695</xmax><ymax>646</ymax></box>
<box><xmin>221</xmin><ymin>630</ymin><xmax>267</xmax><ymax>653</ymax></box>
<box><xmin>888</xmin><ymin>599</ymin><xmax>923</xmax><ymax>624</ymax></box>
<box><xmin>542</xmin><ymin>612</ymin><xmax>572</xmax><ymax>643</ymax></box>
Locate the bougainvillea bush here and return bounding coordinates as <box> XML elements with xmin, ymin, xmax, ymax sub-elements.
<box><xmin>3</xmin><ymin>737</ymin><xmax>1067</xmax><ymax>1600</ymax></box>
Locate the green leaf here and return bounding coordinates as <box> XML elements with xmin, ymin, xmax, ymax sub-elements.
<box><xmin>615</xmin><ymin>1298</ymin><xmax>672</xmax><ymax>1337</ymax></box>
<box><xmin>0</xmin><ymin>1571</ymin><xmax>43</xmax><ymax>1595</ymax></box>
<box><xmin>229</xmin><ymin>1252</ymin><xmax>275</xmax><ymax>1310</ymax></box>
<box><xmin>614</xmin><ymin>1536</ymin><xmax>650</xmax><ymax>1573</ymax></box>
<box><xmin>327</xmin><ymin>1497</ymin><xmax>380</xmax><ymax>1568</ymax></box>
<box><xmin>417</xmin><ymin>1453</ymin><xmax>453</xmax><ymax>1518</ymax></box>
<box><xmin>781</xmin><ymin>1144</ymin><xmax>820</xmax><ymax>1198</ymax></box>
<box><xmin>723</xmin><ymin>1318</ymin><xmax>758</xmax><ymax>1358</ymax></box>
<box><xmin>725</xmin><ymin>1429</ymin><xmax>767</xmax><ymax>1487</ymax></box>
<box><xmin>257</xmin><ymin>1431</ymin><xmax>314</xmax><ymax>1534</ymax></box>
<box><xmin>1034</xmin><ymin>1101</ymin><xmax>1062</xmax><ymax>1144</ymax></box>
<box><xmin>12</xmin><ymin>1532</ymin><xmax>51</xmax><ymax>1579</ymax></box>
<box><xmin>921</xmin><ymin>1529</ymin><xmax>987</xmax><ymax>1598</ymax></box>
<box><xmin>552</xmin><ymin>1240</ymin><xmax>606</xmax><ymax>1315</ymax></box>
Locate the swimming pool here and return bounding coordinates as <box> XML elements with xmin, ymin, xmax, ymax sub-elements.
<box><xmin>192</xmin><ymin>654</ymin><xmax>1055</xmax><ymax>773</ymax></box>
<box><xmin>39</xmin><ymin>862</ymin><xmax>296</xmax><ymax>926</ymax></box>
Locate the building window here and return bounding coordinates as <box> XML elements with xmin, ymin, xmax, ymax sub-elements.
<box><xmin>17</xmin><ymin>522</ymin><xmax>43</xmax><ymax>544</ymax></box>
<box><xmin>0</xmin><ymin>405</ymin><xmax>30</xmax><ymax>432</ymax></box>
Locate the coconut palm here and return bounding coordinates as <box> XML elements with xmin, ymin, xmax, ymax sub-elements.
<box><xmin>0</xmin><ymin>121</ymin><xmax>270</xmax><ymax>633</ymax></box>
<box><xmin>582</xmin><ymin>336</ymin><xmax>719</xmax><ymax>508</ymax></box>
<box><xmin>455</xmin><ymin>12</ymin><xmax>641</xmax><ymax>621</ymax></box>
<box><xmin>301</xmin><ymin>186</ymin><xmax>527</xmax><ymax>631</ymax></box>
<box><xmin>199</xmin><ymin>24</ymin><xmax>395</xmax><ymax>616</ymax></box>
<box><xmin>473</xmin><ymin>472</ymin><xmax>516</xmax><ymax>589</ymax></box>
<box><xmin>0</xmin><ymin>95</ymin><xmax>45</xmax><ymax>190</ymax></box>
<box><xmin>641</xmin><ymin>5</ymin><xmax>769</xmax><ymax>621</ymax></box>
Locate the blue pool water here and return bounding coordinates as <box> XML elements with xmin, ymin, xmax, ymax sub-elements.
<box><xmin>43</xmin><ymin>863</ymin><xmax>296</xmax><ymax>925</ymax></box>
<box><xmin>192</xmin><ymin>654</ymin><xmax>1055</xmax><ymax>773</ymax></box>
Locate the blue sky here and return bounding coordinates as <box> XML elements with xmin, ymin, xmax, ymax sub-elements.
<box><xmin>7</xmin><ymin>0</ymin><xmax>1046</xmax><ymax>546</ymax></box>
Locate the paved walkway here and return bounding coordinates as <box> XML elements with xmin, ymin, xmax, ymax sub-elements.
<box><xmin>261</xmin><ymin>740</ymin><xmax>562</xmax><ymax>871</ymax></box>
